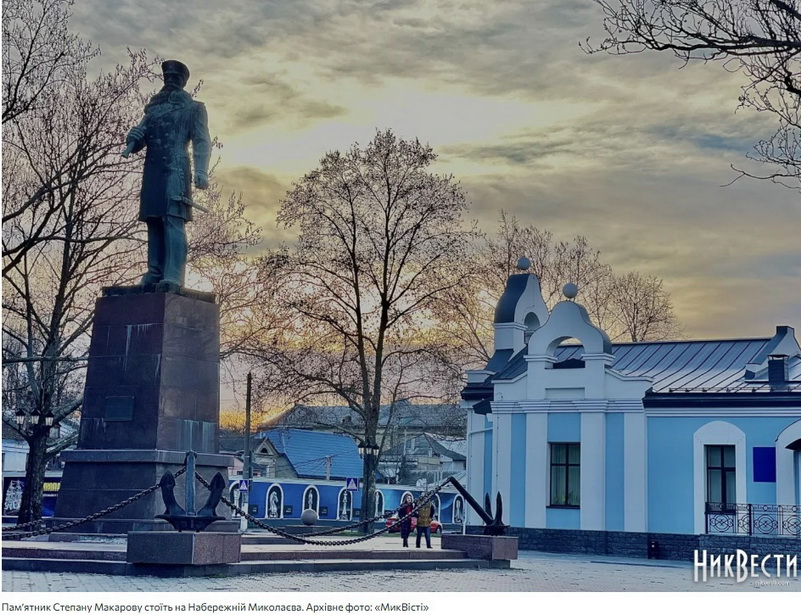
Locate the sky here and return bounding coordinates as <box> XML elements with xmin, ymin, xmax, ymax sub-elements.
<box><xmin>70</xmin><ymin>0</ymin><xmax>801</xmax><ymax>341</ymax></box>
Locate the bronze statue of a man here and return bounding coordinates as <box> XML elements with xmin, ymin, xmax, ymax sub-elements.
<box><xmin>124</xmin><ymin>60</ymin><xmax>211</xmax><ymax>287</ymax></box>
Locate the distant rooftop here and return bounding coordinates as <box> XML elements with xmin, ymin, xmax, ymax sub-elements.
<box><xmin>253</xmin><ymin>428</ymin><xmax>366</xmax><ymax>480</ymax></box>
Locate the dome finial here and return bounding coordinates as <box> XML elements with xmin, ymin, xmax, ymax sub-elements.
<box><xmin>516</xmin><ymin>256</ymin><xmax>531</xmax><ymax>271</ymax></box>
<box><xmin>563</xmin><ymin>282</ymin><xmax>578</xmax><ymax>300</ymax></box>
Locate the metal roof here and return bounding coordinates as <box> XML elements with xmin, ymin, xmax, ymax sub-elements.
<box><xmin>254</xmin><ymin>428</ymin><xmax>365</xmax><ymax>480</ymax></box>
<box><xmin>488</xmin><ymin>338</ymin><xmax>801</xmax><ymax>393</ymax></box>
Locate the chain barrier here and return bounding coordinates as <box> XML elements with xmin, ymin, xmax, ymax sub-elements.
<box><xmin>3</xmin><ymin>467</ymin><xmax>187</xmax><ymax>540</ymax></box>
<box><xmin>2</xmin><ymin>518</ymin><xmax>46</xmax><ymax>532</ymax></box>
<box><xmin>196</xmin><ymin>471</ymin><xmax>449</xmax><ymax>546</ymax></box>
<box><xmin>3</xmin><ymin>460</ymin><xmax>450</xmax><ymax>546</ymax></box>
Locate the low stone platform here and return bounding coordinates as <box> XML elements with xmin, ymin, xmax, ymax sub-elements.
<box><xmin>441</xmin><ymin>534</ymin><xmax>519</xmax><ymax>565</ymax></box>
<box><xmin>127</xmin><ymin>532</ymin><xmax>241</xmax><ymax>565</ymax></box>
<box><xmin>1</xmin><ymin>532</ymin><xmax>494</xmax><ymax>577</ymax></box>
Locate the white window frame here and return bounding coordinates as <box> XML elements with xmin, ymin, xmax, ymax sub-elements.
<box><xmin>693</xmin><ymin>421</ymin><xmax>746</xmax><ymax>534</ymax></box>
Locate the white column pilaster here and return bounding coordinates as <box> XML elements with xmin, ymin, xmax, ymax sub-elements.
<box><xmin>623</xmin><ymin>412</ymin><xmax>647</xmax><ymax>531</ymax></box>
<box><xmin>525</xmin><ymin>412</ymin><xmax>548</xmax><ymax>528</ymax></box>
<box><xmin>580</xmin><ymin>412</ymin><xmax>606</xmax><ymax>530</ymax></box>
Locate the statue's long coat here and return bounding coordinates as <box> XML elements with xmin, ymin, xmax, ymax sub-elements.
<box><xmin>131</xmin><ymin>88</ymin><xmax>211</xmax><ymax>221</ymax></box>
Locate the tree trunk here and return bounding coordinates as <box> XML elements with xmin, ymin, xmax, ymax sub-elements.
<box><xmin>17</xmin><ymin>431</ymin><xmax>50</xmax><ymax>524</ymax></box>
<box><xmin>360</xmin><ymin>450</ymin><xmax>376</xmax><ymax>534</ymax></box>
<box><xmin>360</xmin><ymin>416</ymin><xmax>379</xmax><ymax>534</ymax></box>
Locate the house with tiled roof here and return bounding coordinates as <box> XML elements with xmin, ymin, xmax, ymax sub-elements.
<box><xmin>462</xmin><ymin>266</ymin><xmax>801</xmax><ymax>557</ymax></box>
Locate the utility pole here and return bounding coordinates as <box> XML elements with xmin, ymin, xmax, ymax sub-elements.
<box><xmin>241</xmin><ymin>372</ymin><xmax>252</xmax><ymax>532</ymax></box>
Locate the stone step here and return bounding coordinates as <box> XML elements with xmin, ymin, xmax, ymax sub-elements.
<box><xmin>1</xmin><ymin>557</ymin><xmax>489</xmax><ymax>577</ymax></box>
<box><xmin>3</xmin><ymin>543</ymin><xmax>466</xmax><ymax>563</ymax></box>
<box><xmin>2</xmin><ymin>546</ymin><xmax>127</xmax><ymax>561</ymax></box>
<box><xmin>240</xmin><ymin>549</ymin><xmax>467</xmax><ymax>561</ymax></box>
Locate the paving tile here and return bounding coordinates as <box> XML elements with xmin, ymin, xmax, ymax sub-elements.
<box><xmin>4</xmin><ymin>548</ymin><xmax>800</xmax><ymax>592</ymax></box>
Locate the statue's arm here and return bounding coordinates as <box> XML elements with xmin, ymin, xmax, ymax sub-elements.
<box><xmin>191</xmin><ymin>103</ymin><xmax>211</xmax><ymax>188</ymax></box>
<box><xmin>125</xmin><ymin>121</ymin><xmax>147</xmax><ymax>155</ymax></box>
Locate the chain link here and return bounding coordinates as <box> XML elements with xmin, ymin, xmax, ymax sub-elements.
<box><xmin>196</xmin><ymin>471</ymin><xmax>450</xmax><ymax>546</ymax></box>
<box><xmin>2</xmin><ymin>519</ymin><xmax>47</xmax><ymax>532</ymax></box>
<box><xmin>3</xmin><ymin>467</ymin><xmax>187</xmax><ymax>540</ymax></box>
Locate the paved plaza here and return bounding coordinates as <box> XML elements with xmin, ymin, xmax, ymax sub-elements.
<box><xmin>3</xmin><ymin>549</ymin><xmax>800</xmax><ymax>592</ymax></box>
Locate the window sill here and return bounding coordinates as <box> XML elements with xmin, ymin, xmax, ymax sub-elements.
<box><xmin>547</xmin><ymin>505</ymin><xmax>580</xmax><ymax>509</ymax></box>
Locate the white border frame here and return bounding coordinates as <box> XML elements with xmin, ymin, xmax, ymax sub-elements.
<box><xmin>337</xmin><ymin>487</ymin><xmax>353</xmax><ymax>521</ymax></box>
<box><xmin>693</xmin><ymin>421</ymin><xmax>746</xmax><ymax>534</ymax></box>
<box><xmin>302</xmin><ymin>484</ymin><xmax>320</xmax><ymax>514</ymax></box>
<box><xmin>776</xmin><ymin>419</ymin><xmax>801</xmax><ymax>506</ymax></box>
<box><xmin>266</xmin><ymin>483</ymin><xmax>285</xmax><ymax>519</ymax></box>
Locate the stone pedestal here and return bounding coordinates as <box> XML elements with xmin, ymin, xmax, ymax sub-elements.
<box><xmin>441</xmin><ymin>534</ymin><xmax>519</xmax><ymax>561</ymax></box>
<box><xmin>127</xmin><ymin>531</ymin><xmax>242</xmax><ymax>565</ymax></box>
<box><xmin>53</xmin><ymin>288</ymin><xmax>236</xmax><ymax>533</ymax></box>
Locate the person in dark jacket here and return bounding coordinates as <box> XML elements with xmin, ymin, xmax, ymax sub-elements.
<box><xmin>415</xmin><ymin>496</ymin><xmax>434</xmax><ymax>549</ymax></box>
<box><xmin>397</xmin><ymin>493</ymin><xmax>414</xmax><ymax>547</ymax></box>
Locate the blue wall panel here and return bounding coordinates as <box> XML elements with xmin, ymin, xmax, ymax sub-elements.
<box><xmin>605</xmin><ymin>413</ymin><xmax>625</xmax><ymax>531</ymax></box>
<box><xmin>546</xmin><ymin>506</ymin><xmax>580</xmax><ymax>529</ymax></box>
<box><xmin>647</xmin><ymin>416</ymin><xmax>797</xmax><ymax>534</ymax></box>
<box><xmin>510</xmin><ymin>413</ymin><xmax>527</xmax><ymax>526</ymax></box>
<box><xmin>547</xmin><ymin>413</ymin><xmax>581</xmax><ymax>442</ymax></box>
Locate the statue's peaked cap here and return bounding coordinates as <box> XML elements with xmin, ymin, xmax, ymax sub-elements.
<box><xmin>162</xmin><ymin>60</ymin><xmax>190</xmax><ymax>80</ymax></box>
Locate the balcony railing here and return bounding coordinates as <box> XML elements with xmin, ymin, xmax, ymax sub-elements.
<box><xmin>705</xmin><ymin>503</ymin><xmax>801</xmax><ymax>537</ymax></box>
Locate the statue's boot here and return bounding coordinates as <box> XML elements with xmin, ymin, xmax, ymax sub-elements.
<box><xmin>140</xmin><ymin>218</ymin><xmax>164</xmax><ymax>284</ymax></box>
<box><xmin>161</xmin><ymin>215</ymin><xmax>187</xmax><ymax>286</ymax></box>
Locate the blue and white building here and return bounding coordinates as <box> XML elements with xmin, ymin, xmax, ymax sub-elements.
<box><xmin>462</xmin><ymin>270</ymin><xmax>801</xmax><ymax>544</ymax></box>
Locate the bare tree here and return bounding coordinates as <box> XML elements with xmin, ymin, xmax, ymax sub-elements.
<box><xmin>187</xmin><ymin>179</ymin><xmax>273</xmax><ymax>368</ymax></box>
<box><xmin>608</xmin><ymin>271</ymin><xmax>684</xmax><ymax>342</ymax></box>
<box><xmin>2</xmin><ymin>4</ymin><xmax>270</xmax><ymax>523</ymax></box>
<box><xmin>435</xmin><ymin>212</ymin><xmax>682</xmax><ymax>371</ymax></box>
<box><xmin>2</xmin><ymin>56</ymin><xmax>149</xmax><ymax>522</ymax></box>
<box><xmin>2</xmin><ymin>0</ymin><xmax>97</xmax><ymax>125</ymax></box>
<box><xmin>588</xmin><ymin>1</ymin><xmax>801</xmax><ymax>189</ymax></box>
<box><xmin>250</xmin><ymin>130</ymin><xmax>475</xmax><ymax>528</ymax></box>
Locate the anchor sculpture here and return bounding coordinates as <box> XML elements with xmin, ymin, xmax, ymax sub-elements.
<box><xmin>446</xmin><ymin>476</ymin><xmax>508</xmax><ymax>536</ymax></box>
<box><xmin>156</xmin><ymin>451</ymin><xmax>226</xmax><ymax>532</ymax></box>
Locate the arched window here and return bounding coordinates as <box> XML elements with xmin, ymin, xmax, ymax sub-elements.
<box><xmin>374</xmin><ymin>490</ymin><xmax>385</xmax><ymax>517</ymax></box>
<box><xmin>302</xmin><ymin>485</ymin><xmax>320</xmax><ymax>514</ymax></box>
<box><xmin>551</xmin><ymin>338</ymin><xmax>585</xmax><ymax>368</ymax></box>
<box><xmin>266</xmin><ymin>484</ymin><xmax>284</xmax><ymax>519</ymax></box>
<box><xmin>524</xmin><ymin>312</ymin><xmax>541</xmax><ymax>344</ymax></box>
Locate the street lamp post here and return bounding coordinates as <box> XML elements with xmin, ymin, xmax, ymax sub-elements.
<box><xmin>241</xmin><ymin>372</ymin><xmax>252</xmax><ymax>532</ymax></box>
<box><xmin>358</xmin><ymin>440</ymin><xmax>380</xmax><ymax>534</ymax></box>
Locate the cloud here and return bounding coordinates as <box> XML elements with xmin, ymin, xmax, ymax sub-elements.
<box><xmin>67</xmin><ymin>0</ymin><xmax>801</xmax><ymax>339</ymax></box>
<box><xmin>213</xmin><ymin>165</ymin><xmax>291</xmax><ymax>249</ymax></box>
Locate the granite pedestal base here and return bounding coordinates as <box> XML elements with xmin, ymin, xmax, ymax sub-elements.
<box><xmin>51</xmin><ymin>449</ymin><xmax>237</xmax><ymax>534</ymax></box>
<box><xmin>127</xmin><ymin>531</ymin><xmax>242</xmax><ymax>565</ymax></box>
<box><xmin>441</xmin><ymin>534</ymin><xmax>518</xmax><ymax>562</ymax></box>
<box><xmin>54</xmin><ymin>288</ymin><xmax>231</xmax><ymax>533</ymax></box>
